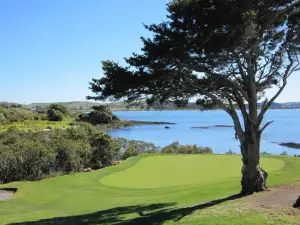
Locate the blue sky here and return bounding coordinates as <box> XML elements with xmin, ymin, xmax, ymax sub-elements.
<box><xmin>0</xmin><ymin>0</ymin><xmax>299</xmax><ymax>104</ymax></box>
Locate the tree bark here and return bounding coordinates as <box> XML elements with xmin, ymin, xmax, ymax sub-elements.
<box><xmin>240</xmin><ymin>131</ymin><xmax>268</xmax><ymax>195</ymax></box>
<box><xmin>294</xmin><ymin>196</ymin><xmax>300</xmax><ymax>208</ymax></box>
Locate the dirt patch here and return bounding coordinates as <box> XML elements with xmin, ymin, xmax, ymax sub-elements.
<box><xmin>0</xmin><ymin>188</ymin><xmax>17</xmax><ymax>201</ymax></box>
<box><xmin>249</xmin><ymin>183</ymin><xmax>300</xmax><ymax>216</ymax></box>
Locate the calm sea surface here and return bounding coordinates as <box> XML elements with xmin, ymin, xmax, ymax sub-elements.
<box><xmin>109</xmin><ymin>109</ymin><xmax>300</xmax><ymax>155</ymax></box>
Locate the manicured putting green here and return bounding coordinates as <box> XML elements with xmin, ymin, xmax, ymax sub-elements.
<box><xmin>100</xmin><ymin>155</ymin><xmax>284</xmax><ymax>188</ymax></box>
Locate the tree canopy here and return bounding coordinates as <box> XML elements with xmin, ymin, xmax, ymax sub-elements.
<box><xmin>47</xmin><ymin>104</ymin><xmax>69</xmax><ymax>121</ymax></box>
<box><xmin>88</xmin><ymin>0</ymin><xmax>300</xmax><ymax>194</ymax></box>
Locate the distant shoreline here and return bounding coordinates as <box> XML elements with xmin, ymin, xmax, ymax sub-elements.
<box><xmin>110</xmin><ymin>107</ymin><xmax>300</xmax><ymax>112</ymax></box>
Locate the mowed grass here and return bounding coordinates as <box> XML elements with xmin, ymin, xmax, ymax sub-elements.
<box><xmin>0</xmin><ymin>155</ymin><xmax>300</xmax><ymax>225</ymax></box>
<box><xmin>0</xmin><ymin>118</ymin><xmax>73</xmax><ymax>133</ymax></box>
<box><xmin>101</xmin><ymin>155</ymin><xmax>284</xmax><ymax>188</ymax></box>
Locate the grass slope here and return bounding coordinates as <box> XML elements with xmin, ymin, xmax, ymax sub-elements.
<box><xmin>0</xmin><ymin>155</ymin><xmax>300</xmax><ymax>225</ymax></box>
<box><xmin>0</xmin><ymin>118</ymin><xmax>73</xmax><ymax>132</ymax></box>
<box><xmin>101</xmin><ymin>155</ymin><xmax>284</xmax><ymax>188</ymax></box>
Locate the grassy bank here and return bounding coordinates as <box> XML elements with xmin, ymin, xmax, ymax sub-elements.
<box><xmin>0</xmin><ymin>118</ymin><xmax>73</xmax><ymax>133</ymax></box>
<box><xmin>1</xmin><ymin>154</ymin><xmax>300</xmax><ymax>225</ymax></box>
<box><xmin>0</xmin><ymin>119</ymin><xmax>174</xmax><ymax>133</ymax></box>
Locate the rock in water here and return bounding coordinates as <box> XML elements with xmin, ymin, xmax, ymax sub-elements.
<box><xmin>165</xmin><ymin>126</ymin><xmax>170</xmax><ymax>129</ymax></box>
<box><xmin>294</xmin><ymin>196</ymin><xmax>300</xmax><ymax>208</ymax></box>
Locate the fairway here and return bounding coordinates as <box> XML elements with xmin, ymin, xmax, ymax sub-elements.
<box><xmin>0</xmin><ymin>155</ymin><xmax>299</xmax><ymax>225</ymax></box>
<box><xmin>100</xmin><ymin>155</ymin><xmax>285</xmax><ymax>188</ymax></box>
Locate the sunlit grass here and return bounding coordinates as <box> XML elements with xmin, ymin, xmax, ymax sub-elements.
<box><xmin>0</xmin><ymin>155</ymin><xmax>300</xmax><ymax>225</ymax></box>
<box><xmin>0</xmin><ymin>118</ymin><xmax>73</xmax><ymax>132</ymax></box>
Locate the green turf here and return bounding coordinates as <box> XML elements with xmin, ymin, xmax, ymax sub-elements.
<box><xmin>100</xmin><ymin>155</ymin><xmax>285</xmax><ymax>188</ymax></box>
<box><xmin>0</xmin><ymin>118</ymin><xmax>73</xmax><ymax>132</ymax></box>
<box><xmin>0</xmin><ymin>155</ymin><xmax>300</xmax><ymax>225</ymax></box>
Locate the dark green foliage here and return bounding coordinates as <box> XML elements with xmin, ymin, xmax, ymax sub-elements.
<box><xmin>280</xmin><ymin>151</ymin><xmax>288</xmax><ymax>156</ymax></box>
<box><xmin>87</xmin><ymin>0</ymin><xmax>300</xmax><ymax>194</ymax></box>
<box><xmin>0</xmin><ymin>125</ymin><xmax>120</xmax><ymax>183</ymax></box>
<box><xmin>174</xmin><ymin>99</ymin><xmax>188</xmax><ymax>108</ymax></box>
<box><xmin>88</xmin><ymin>111</ymin><xmax>112</xmax><ymax>125</ymax></box>
<box><xmin>161</xmin><ymin>141</ymin><xmax>212</xmax><ymax>155</ymax></box>
<box><xmin>261</xmin><ymin>152</ymin><xmax>272</xmax><ymax>156</ymax></box>
<box><xmin>53</xmin><ymin>140</ymin><xmax>86</xmax><ymax>173</ymax></box>
<box><xmin>0</xmin><ymin>141</ymin><xmax>55</xmax><ymax>182</ymax></box>
<box><xmin>279</xmin><ymin>142</ymin><xmax>300</xmax><ymax>149</ymax></box>
<box><xmin>90</xmin><ymin>133</ymin><xmax>119</xmax><ymax>169</ymax></box>
<box><xmin>115</xmin><ymin>137</ymin><xmax>159</xmax><ymax>159</ymax></box>
<box><xmin>112</xmin><ymin>114</ymin><xmax>120</xmax><ymax>121</ymax></box>
<box><xmin>77</xmin><ymin>105</ymin><xmax>118</xmax><ymax>124</ymax></box>
<box><xmin>47</xmin><ymin>104</ymin><xmax>69</xmax><ymax>121</ymax></box>
<box><xmin>0</xmin><ymin>106</ymin><xmax>34</xmax><ymax>124</ymax></box>
<box><xmin>47</xmin><ymin>109</ymin><xmax>64</xmax><ymax>121</ymax></box>
<box><xmin>48</xmin><ymin>104</ymin><xmax>69</xmax><ymax>115</ymax></box>
<box><xmin>226</xmin><ymin>150</ymin><xmax>237</xmax><ymax>155</ymax></box>
<box><xmin>91</xmin><ymin>105</ymin><xmax>111</xmax><ymax>113</ymax></box>
<box><xmin>122</xmin><ymin>146</ymin><xmax>139</xmax><ymax>160</ymax></box>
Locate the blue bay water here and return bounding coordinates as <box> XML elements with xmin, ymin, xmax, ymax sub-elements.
<box><xmin>109</xmin><ymin>109</ymin><xmax>300</xmax><ymax>155</ymax></box>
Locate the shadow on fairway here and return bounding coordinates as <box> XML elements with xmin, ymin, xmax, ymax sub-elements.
<box><xmin>9</xmin><ymin>194</ymin><xmax>243</xmax><ymax>225</ymax></box>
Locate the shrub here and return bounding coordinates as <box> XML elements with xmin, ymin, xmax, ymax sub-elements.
<box><xmin>0</xmin><ymin>106</ymin><xmax>34</xmax><ymax>123</ymax></box>
<box><xmin>225</xmin><ymin>150</ymin><xmax>237</xmax><ymax>155</ymax></box>
<box><xmin>18</xmin><ymin>141</ymin><xmax>55</xmax><ymax>180</ymax></box>
<box><xmin>161</xmin><ymin>142</ymin><xmax>212</xmax><ymax>154</ymax></box>
<box><xmin>47</xmin><ymin>104</ymin><xmax>69</xmax><ymax>121</ymax></box>
<box><xmin>90</xmin><ymin>133</ymin><xmax>120</xmax><ymax>169</ymax></box>
<box><xmin>112</xmin><ymin>114</ymin><xmax>120</xmax><ymax>121</ymax></box>
<box><xmin>85</xmin><ymin>111</ymin><xmax>112</xmax><ymax>125</ymax></box>
<box><xmin>161</xmin><ymin>147</ymin><xmax>174</xmax><ymax>154</ymax></box>
<box><xmin>261</xmin><ymin>151</ymin><xmax>272</xmax><ymax>156</ymax></box>
<box><xmin>115</xmin><ymin>138</ymin><xmax>159</xmax><ymax>159</ymax></box>
<box><xmin>53</xmin><ymin>140</ymin><xmax>84</xmax><ymax>173</ymax></box>
<box><xmin>77</xmin><ymin>105</ymin><xmax>117</xmax><ymax>125</ymax></box>
<box><xmin>47</xmin><ymin>109</ymin><xmax>65</xmax><ymax>121</ymax></box>
<box><xmin>122</xmin><ymin>146</ymin><xmax>139</xmax><ymax>160</ymax></box>
<box><xmin>0</xmin><ymin>124</ymin><xmax>122</xmax><ymax>183</ymax></box>
<box><xmin>0</xmin><ymin>113</ymin><xmax>7</xmax><ymax>124</ymax></box>
<box><xmin>91</xmin><ymin>105</ymin><xmax>111</xmax><ymax>113</ymax></box>
<box><xmin>280</xmin><ymin>151</ymin><xmax>288</xmax><ymax>156</ymax></box>
<box><xmin>0</xmin><ymin>140</ymin><xmax>55</xmax><ymax>182</ymax></box>
<box><xmin>0</xmin><ymin>151</ymin><xmax>20</xmax><ymax>183</ymax></box>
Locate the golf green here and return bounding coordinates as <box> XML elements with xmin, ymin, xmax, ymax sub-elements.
<box><xmin>100</xmin><ymin>155</ymin><xmax>285</xmax><ymax>188</ymax></box>
<box><xmin>1</xmin><ymin>155</ymin><xmax>300</xmax><ymax>225</ymax></box>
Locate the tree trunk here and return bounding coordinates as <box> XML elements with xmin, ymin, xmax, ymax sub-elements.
<box><xmin>240</xmin><ymin>132</ymin><xmax>268</xmax><ymax>195</ymax></box>
<box><xmin>294</xmin><ymin>196</ymin><xmax>300</xmax><ymax>208</ymax></box>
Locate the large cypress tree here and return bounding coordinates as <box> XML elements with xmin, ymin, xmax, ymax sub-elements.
<box><xmin>88</xmin><ymin>0</ymin><xmax>300</xmax><ymax>194</ymax></box>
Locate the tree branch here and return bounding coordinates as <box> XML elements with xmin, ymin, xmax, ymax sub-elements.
<box><xmin>260</xmin><ymin>120</ymin><xmax>274</xmax><ymax>134</ymax></box>
<box><xmin>258</xmin><ymin>51</ymin><xmax>295</xmax><ymax>125</ymax></box>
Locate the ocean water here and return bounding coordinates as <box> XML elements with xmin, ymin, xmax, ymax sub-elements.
<box><xmin>109</xmin><ymin>109</ymin><xmax>300</xmax><ymax>155</ymax></box>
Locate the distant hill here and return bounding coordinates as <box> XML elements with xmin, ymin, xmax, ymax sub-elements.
<box><xmin>25</xmin><ymin>101</ymin><xmax>102</xmax><ymax>110</ymax></box>
<box><xmin>1</xmin><ymin>101</ymin><xmax>300</xmax><ymax>111</ymax></box>
<box><xmin>280</xmin><ymin>102</ymin><xmax>300</xmax><ymax>108</ymax></box>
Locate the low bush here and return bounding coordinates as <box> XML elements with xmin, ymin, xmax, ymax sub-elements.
<box><xmin>47</xmin><ymin>104</ymin><xmax>69</xmax><ymax>121</ymax></box>
<box><xmin>0</xmin><ymin>106</ymin><xmax>34</xmax><ymax>124</ymax></box>
<box><xmin>0</xmin><ymin>124</ymin><xmax>120</xmax><ymax>183</ymax></box>
<box><xmin>225</xmin><ymin>150</ymin><xmax>237</xmax><ymax>155</ymax></box>
<box><xmin>261</xmin><ymin>151</ymin><xmax>272</xmax><ymax>156</ymax></box>
<box><xmin>122</xmin><ymin>146</ymin><xmax>139</xmax><ymax>160</ymax></box>
<box><xmin>77</xmin><ymin>105</ymin><xmax>119</xmax><ymax>125</ymax></box>
<box><xmin>88</xmin><ymin>111</ymin><xmax>112</xmax><ymax>124</ymax></box>
<box><xmin>280</xmin><ymin>151</ymin><xmax>288</xmax><ymax>156</ymax></box>
<box><xmin>161</xmin><ymin>141</ymin><xmax>212</xmax><ymax>154</ymax></box>
<box><xmin>115</xmin><ymin>138</ymin><xmax>159</xmax><ymax>159</ymax></box>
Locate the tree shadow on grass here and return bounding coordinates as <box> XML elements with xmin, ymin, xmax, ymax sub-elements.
<box><xmin>9</xmin><ymin>193</ymin><xmax>244</xmax><ymax>225</ymax></box>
